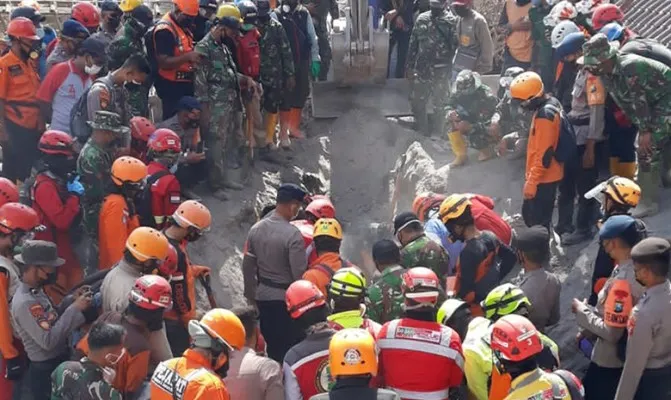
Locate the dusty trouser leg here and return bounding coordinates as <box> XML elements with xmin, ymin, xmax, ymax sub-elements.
<box><xmin>81</xmin><ymin>204</ymin><xmax>100</xmax><ymax>275</ymax></box>
<box><xmin>206</xmin><ymin>113</ymin><xmax>227</xmax><ymax>198</ymax></box>
<box><xmin>556</xmin><ymin>152</ymin><xmax>579</xmax><ymax>235</ymax></box>
<box><xmin>315</xmin><ymin>20</ymin><xmax>331</xmax><ymax>81</ymax></box>
<box><xmin>223</xmin><ymin>111</ymin><xmax>244</xmax><ymax>190</ymax></box>
<box><xmin>467</xmin><ymin>127</ymin><xmax>495</xmax><ymax>161</ymax></box>
<box><xmin>429</xmin><ymin>67</ymin><xmax>451</xmax><ymax>136</ymax></box>
<box><xmin>632</xmin><ymin>140</ymin><xmax>662</xmax><ymax>218</ymax></box>
<box><xmin>409</xmin><ymin>76</ymin><xmax>430</xmax><ymax>135</ymax></box>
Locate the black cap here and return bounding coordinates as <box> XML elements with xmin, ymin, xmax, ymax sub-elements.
<box><xmin>100</xmin><ymin>0</ymin><xmax>122</xmax><ymax>12</ymax></box>
<box><xmin>199</xmin><ymin>0</ymin><xmax>218</xmax><ymax>9</ymax></box>
<box><xmin>80</xmin><ymin>37</ymin><xmax>108</xmax><ymax>61</ymax></box>
<box><xmin>218</xmin><ymin>15</ymin><xmax>241</xmax><ymax>29</ymax></box>
<box><xmin>257</xmin><ymin>0</ymin><xmax>271</xmax><ymax>16</ymax></box>
<box><xmin>10</xmin><ymin>6</ymin><xmax>45</xmax><ymax>23</ymax></box>
<box><xmin>131</xmin><ymin>5</ymin><xmax>154</xmax><ymax>27</ymax></box>
<box><xmin>276</xmin><ymin>183</ymin><xmax>307</xmax><ymax>203</ymax></box>
<box><xmin>14</xmin><ymin>240</ymin><xmax>65</xmax><ymax>267</ymax></box>
<box><xmin>515</xmin><ymin>225</ymin><xmax>550</xmax><ymax>252</ymax></box>
<box><xmin>631</xmin><ymin>237</ymin><xmax>671</xmax><ymax>262</ymax></box>
<box><xmin>393</xmin><ymin>211</ymin><xmax>421</xmax><ymax>234</ymax></box>
<box><xmin>177</xmin><ymin>96</ymin><xmax>202</xmax><ymax>112</ymax></box>
<box><xmin>372</xmin><ymin>239</ymin><xmax>401</xmax><ymax>264</ymax></box>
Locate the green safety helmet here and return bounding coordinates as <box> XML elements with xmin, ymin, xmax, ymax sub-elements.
<box><xmin>328</xmin><ymin>267</ymin><xmax>367</xmax><ymax>299</ymax></box>
<box><xmin>437</xmin><ymin>298</ymin><xmax>469</xmax><ymax>325</ymax></box>
<box><xmin>481</xmin><ymin>283</ymin><xmax>531</xmax><ymax>320</ymax></box>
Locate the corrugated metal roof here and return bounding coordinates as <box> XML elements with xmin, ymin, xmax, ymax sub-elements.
<box><xmin>618</xmin><ymin>0</ymin><xmax>671</xmax><ymax>47</ymax></box>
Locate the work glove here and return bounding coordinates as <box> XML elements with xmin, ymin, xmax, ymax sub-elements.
<box><xmin>5</xmin><ymin>356</ymin><xmax>23</xmax><ymax>381</ymax></box>
<box><xmin>311</xmin><ymin>60</ymin><xmax>321</xmax><ymax>78</ymax></box>
<box><xmin>67</xmin><ymin>176</ymin><xmax>84</xmax><ymax>196</ymax></box>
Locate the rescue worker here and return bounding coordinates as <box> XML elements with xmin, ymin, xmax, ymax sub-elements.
<box><xmin>515</xmin><ymin>225</ymin><xmax>561</xmax><ymax>330</ymax></box>
<box><xmin>77</xmin><ymin>111</ymin><xmax>128</xmax><ymax>274</ymax></box>
<box><xmin>292</xmin><ymin>196</ymin><xmax>336</xmax><ymax>265</ymax></box>
<box><xmin>77</xmin><ymin>275</ymin><xmax>172</xmax><ymax>397</ymax></box>
<box><xmin>510</xmin><ymin>71</ymin><xmax>564</xmax><ymax>229</ymax></box>
<box><xmin>579</xmin><ymin>34</ymin><xmax>671</xmax><ymax>218</ymax></box>
<box><xmin>412</xmin><ymin>192</ymin><xmax>461</xmax><ymax>273</ymax></box>
<box><xmin>303</xmin><ymin>0</ymin><xmax>337</xmax><ymax>81</ymax></box>
<box><xmin>45</xmin><ymin>20</ymin><xmax>91</xmax><ymax>72</ymax></box>
<box><xmin>162</xmin><ymin>200</ymin><xmax>213</xmax><ymax>356</ymax></box>
<box><xmin>91</xmin><ymin>0</ymin><xmax>122</xmax><ymax>47</ymax></box>
<box><xmin>494</xmin><ymin>66</ymin><xmax>531</xmax><ymax>157</ymax></box>
<box><xmin>438</xmin><ymin>194</ymin><xmax>516</xmax><ymax>315</ymax></box>
<box><xmin>51</xmin><ymin>322</ymin><xmax>124</xmax><ymax>400</ymax></box>
<box><xmin>150</xmin><ymin>308</ymin><xmax>246</xmax><ymax>400</ymax></box>
<box><xmin>11</xmin><ymin>240</ymin><xmax>91</xmax><ymax>399</ymax></box>
<box><xmin>256</xmin><ymin>0</ymin><xmax>295</xmax><ymax>156</ymax></box>
<box><xmin>612</xmin><ymin>237</ymin><xmax>671</xmax><ymax>399</ymax></box>
<box><xmin>107</xmin><ymin>4</ymin><xmax>154</xmax><ymax>118</ymax></box>
<box><xmin>152</xmin><ymin>0</ymin><xmax>202</xmax><ymax>119</ymax></box>
<box><xmin>242</xmin><ymin>183</ymin><xmax>308</xmax><ymax>363</ymax></box>
<box><xmin>571</xmin><ymin>215</ymin><xmax>644</xmax><ymax>400</ymax></box>
<box><xmin>450</xmin><ymin>0</ymin><xmax>494</xmax><ymax>79</ymax></box>
<box><xmin>327</xmin><ymin>268</ymin><xmax>381</xmax><ymax>337</ymax></box>
<box><xmin>129</xmin><ymin>116</ymin><xmax>155</xmax><ymax>162</ymax></box>
<box><xmin>98</xmin><ymin>156</ymin><xmax>146</xmax><ymax>270</ymax></box>
<box><xmin>0</xmin><ymin>203</ymin><xmax>40</xmax><ymax>398</ymax></box>
<box><xmin>193</xmin><ymin>0</ymin><xmax>218</xmax><ymax>42</ymax></box>
<box><xmin>283</xmin><ymin>279</ymin><xmax>335</xmax><ymax>399</ymax></box>
<box><xmin>225</xmin><ymin>306</ymin><xmax>285</xmax><ymax>399</ymax></box>
<box><xmin>146</xmin><ymin>129</ymin><xmax>183</xmax><ymax>229</ymax></box>
<box><xmin>9</xmin><ymin>5</ymin><xmax>49</xmax><ymax>78</ymax></box>
<box><xmin>72</xmin><ymin>2</ymin><xmax>102</xmax><ymax>34</ymax></box>
<box><xmin>275</xmin><ymin>0</ymin><xmax>320</xmax><ymax>146</ymax></box>
<box><xmin>406</xmin><ymin>0</ymin><xmax>457</xmax><ymax>136</ymax></box>
<box><xmin>0</xmin><ymin>17</ymin><xmax>43</xmax><ymax>184</ymax></box>
<box><xmin>195</xmin><ymin>5</ymin><xmax>251</xmax><ymax>201</ymax></box>
<box><xmin>446</xmin><ymin>70</ymin><xmax>499</xmax><ymax>163</ymax></box>
<box><xmin>377</xmin><ymin>267</ymin><xmax>464</xmax><ymax>398</ymax></box>
<box><xmin>311</xmin><ymin>329</ymin><xmax>401</xmax><ymax>400</ymax></box>
<box><xmin>0</xmin><ymin>179</ymin><xmax>19</xmax><ymax>207</ymax></box>
<box><xmin>590</xmin><ymin>3</ymin><xmax>624</xmax><ymax>32</ymax></box>
<box><xmin>394</xmin><ymin>211</ymin><xmax>450</xmax><ymax>281</ymax></box>
<box><xmin>496</xmin><ymin>0</ymin><xmax>532</xmax><ymax>73</ymax></box>
<box><xmin>600</xmin><ymin>22</ymin><xmax>671</xmax><ymax>69</ymax></box>
<box><xmin>31</xmin><ymin>131</ymin><xmax>83</xmax><ymax>302</ymax></box>
<box><xmin>101</xmin><ymin>227</ymin><xmax>173</xmax><ymax>365</ymax></box>
<box><xmin>119</xmin><ymin>0</ymin><xmax>143</xmax><ymax>21</ymax></box>
<box><xmin>303</xmin><ymin>218</ymin><xmax>351</xmax><ymax>295</ymax></box>
<box><xmin>365</xmin><ymin>239</ymin><xmax>405</xmax><ymax>323</ymax></box>
<box><xmin>528</xmin><ymin>0</ymin><xmax>554</xmax><ymax>91</ymax></box>
<box><xmin>584</xmin><ymin>176</ymin><xmax>644</xmax><ymax>305</ymax></box>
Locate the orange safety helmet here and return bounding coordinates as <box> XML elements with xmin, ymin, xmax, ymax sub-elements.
<box><xmin>490</xmin><ymin>314</ymin><xmax>542</xmax><ymax>362</ymax></box>
<box><xmin>38</xmin><ymin>130</ymin><xmax>76</xmax><ymax>156</ymax></box>
<box><xmin>111</xmin><ymin>156</ymin><xmax>148</xmax><ymax>186</ymax></box>
<box><xmin>148</xmin><ymin>128</ymin><xmax>182</xmax><ymax>153</ymax></box>
<box><xmin>603</xmin><ymin>279</ymin><xmax>633</xmax><ymax>328</ymax></box>
<box><xmin>401</xmin><ymin>267</ymin><xmax>441</xmax><ymax>309</ymax></box>
<box><xmin>71</xmin><ymin>2</ymin><xmax>101</xmax><ymax>29</ymax></box>
<box><xmin>125</xmin><ymin>227</ymin><xmax>170</xmax><ymax>262</ymax></box>
<box><xmin>7</xmin><ymin>17</ymin><xmax>40</xmax><ymax>40</ymax></box>
<box><xmin>286</xmin><ymin>280</ymin><xmax>326</xmax><ymax>319</ymax></box>
<box><xmin>0</xmin><ymin>202</ymin><xmax>41</xmax><ymax>235</ymax></box>
<box><xmin>129</xmin><ymin>275</ymin><xmax>173</xmax><ymax>310</ymax></box>
<box><xmin>130</xmin><ymin>117</ymin><xmax>156</xmax><ymax>143</ymax></box>
<box><xmin>329</xmin><ymin>328</ymin><xmax>378</xmax><ymax>378</ymax></box>
<box><xmin>173</xmin><ymin>0</ymin><xmax>199</xmax><ymax>16</ymax></box>
<box><xmin>591</xmin><ymin>3</ymin><xmax>624</xmax><ymax>31</ymax></box>
<box><xmin>306</xmin><ymin>196</ymin><xmax>336</xmax><ymax>219</ymax></box>
<box><xmin>510</xmin><ymin>72</ymin><xmax>544</xmax><ymax>101</ymax></box>
<box><xmin>0</xmin><ymin>178</ymin><xmax>19</xmax><ymax>207</ymax></box>
<box><xmin>197</xmin><ymin>308</ymin><xmax>246</xmax><ymax>350</ymax></box>
<box><xmin>413</xmin><ymin>192</ymin><xmax>447</xmax><ymax>222</ymax></box>
<box><xmin>172</xmin><ymin>200</ymin><xmax>212</xmax><ymax>232</ymax></box>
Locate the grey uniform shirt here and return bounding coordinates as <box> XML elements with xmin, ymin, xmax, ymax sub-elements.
<box><xmin>518</xmin><ymin>267</ymin><xmax>561</xmax><ymax>330</ymax></box>
<box><xmin>575</xmin><ymin>259</ymin><xmax>644</xmax><ymax>368</ymax></box>
<box><xmin>225</xmin><ymin>347</ymin><xmax>284</xmax><ymax>400</ymax></box>
<box><xmin>243</xmin><ymin>210</ymin><xmax>308</xmax><ymax>302</ymax></box>
<box><xmin>569</xmin><ymin>70</ymin><xmax>605</xmax><ymax>146</ymax></box>
<box><xmin>615</xmin><ymin>280</ymin><xmax>671</xmax><ymax>400</ymax></box>
<box><xmin>11</xmin><ymin>283</ymin><xmax>84</xmax><ymax>362</ymax></box>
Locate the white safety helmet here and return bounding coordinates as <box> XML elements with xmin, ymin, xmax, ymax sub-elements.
<box><xmin>551</xmin><ymin>20</ymin><xmax>580</xmax><ymax>48</ymax></box>
<box><xmin>543</xmin><ymin>0</ymin><xmax>578</xmax><ymax>27</ymax></box>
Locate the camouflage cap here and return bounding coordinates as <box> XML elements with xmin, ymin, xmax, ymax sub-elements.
<box><xmin>454</xmin><ymin>69</ymin><xmax>482</xmax><ymax>95</ymax></box>
<box><xmin>577</xmin><ymin>33</ymin><xmax>617</xmax><ymax>65</ymax></box>
<box><xmin>499</xmin><ymin>66</ymin><xmax>525</xmax><ymax>88</ymax></box>
<box><xmin>87</xmin><ymin>110</ymin><xmax>131</xmax><ymax>134</ymax></box>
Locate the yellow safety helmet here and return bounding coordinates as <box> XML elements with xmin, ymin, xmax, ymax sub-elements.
<box><xmin>119</xmin><ymin>0</ymin><xmax>142</xmax><ymax>12</ymax></box>
<box><xmin>216</xmin><ymin>3</ymin><xmax>242</xmax><ymax>21</ymax></box>
<box><xmin>481</xmin><ymin>283</ymin><xmax>531</xmax><ymax>320</ymax></box>
<box><xmin>438</xmin><ymin>194</ymin><xmax>471</xmax><ymax>224</ymax></box>
<box><xmin>603</xmin><ymin>176</ymin><xmax>641</xmax><ymax>207</ymax></box>
<box><xmin>329</xmin><ymin>267</ymin><xmax>366</xmax><ymax>299</ymax></box>
<box><xmin>437</xmin><ymin>298</ymin><xmax>469</xmax><ymax>325</ymax></box>
<box><xmin>329</xmin><ymin>328</ymin><xmax>377</xmax><ymax>378</ymax></box>
<box><xmin>313</xmin><ymin>218</ymin><xmax>343</xmax><ymax>240</ymax></box>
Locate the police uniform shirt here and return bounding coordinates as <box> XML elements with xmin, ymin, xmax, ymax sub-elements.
<box><xmin>615</xmin><ymin>280</ymin><xmax>671</xmax><ymax>400</ymax></box>
<box><xmin>11</xmin><ymin>282</ymin><xmax>85</xmax><ymax>362</ymax></box>
<box><xmin>518</xmin><ymin>268</ymin><xmax>561</xmax><ymax>330</ymax></box>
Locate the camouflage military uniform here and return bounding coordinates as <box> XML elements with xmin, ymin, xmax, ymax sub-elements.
<box><xmin>446</xmin><ymin>70</ymin><xmax>498</xmax><ymax>150</ymax></box>
<box><xmin>406</xmin><ymin>8</ymin><xmax>458</xmax><ymax>136</ymax></box>
<box><xmin>304</xmin><ymin>0</ymin><xmax>338</xmax><ymax>81</ymax></box>
<box><xmin>529</xmin><ymin>5</ymin><xmax>555</xmax><ymax>90</ymax></box>
<box><xmin>365</xmin><ymin>265</ymin><xmax>405</xmax><ymax>324</ymax></box>
<box><xmin>496</xmin><ymin>67</ymin><xmax>532</xmax><ymax>138</ymax></box>
<box><xmin>400</xmin><ymin>234</ymin><xmax>450</xmax><ymax>280</ymax></box>
<box><xmin>258</xmin><ymin>16</ymin><xmax>295</xmax><ymax>112</ymax></box>
<box><xmin>51</xmin><ymin>358</ymin><xmax>122</xmax><ymax>400</ymax></box>
<box><xmin>194</xmin><ymin>31</ymin><xmax>244</xmax><ymax>192</ymax></box>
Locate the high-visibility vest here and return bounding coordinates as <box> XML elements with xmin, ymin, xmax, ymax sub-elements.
<box><xmin>153</xmin><ymin>13</ymin><xmax>195</xmax><ymax>82</ymax></box>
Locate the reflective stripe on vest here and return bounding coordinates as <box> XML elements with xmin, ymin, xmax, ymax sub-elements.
<box><xmin>513</xmin><ymin>369</ymin><xmax>564</xmax><ymax>398</ymax></box>
<box><xmin>388</xmin><ymin>387</ymin><xmax>451</xmax><ymax>400</ymax></box>
<box><xmin>290</xmin><ymin>349</ymin><xmax>330</xmax><ymax>371</ymax></box>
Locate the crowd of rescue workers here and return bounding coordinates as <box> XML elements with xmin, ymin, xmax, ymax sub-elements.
<box><xmin>0</xmin><ymin>0</ymin><xmax>670</xmax><ymax>398</ymax></box>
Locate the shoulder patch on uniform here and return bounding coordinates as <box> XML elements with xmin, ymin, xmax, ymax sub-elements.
<box><xmin>395</xmin><ymin>326</ymin><xmax>442</xmax><ymax>343</ymax></box>
<box><xmin>98</xmin><ymin>87</ymin><xmax>110</xmax><ymax>109</ymax></box>
<box><xmin>170</xmin><ymin>195</ymin><xmax>181</xmax><ymax>204</ymax></box>
<box><xmin>29</xmin><ymin>303</ymin><xmax>45</xmax><ymax>318</ymax></box>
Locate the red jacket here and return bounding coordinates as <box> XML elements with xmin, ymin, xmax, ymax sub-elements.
<box><xmin>470</xmin><ymin>195</ymin><xmax>513</xmax><ymax>246</ymax></box>
<box><xmin>291</xmin><ymin>219</ymin><xmax>317</xmax><ymax>264</ymax></box>
<box><xmin>283</xmin><ymin>325</ymin><xmax>335</xmax><ymax>399</ymax></box>
<box><xmin>377</xmin><ymin>318</ymin><xmax>464</xmax><ymax>400</ymax></box>
<box><xmin>147</xmin><ymin>162</ymin><xmax>181</xmax><ymax>230</ymax></box>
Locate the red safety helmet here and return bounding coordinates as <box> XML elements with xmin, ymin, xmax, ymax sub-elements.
<box><xmin>129</xmin><ymin>275</ymin><xmax>173</xmax><ymax>310</ymax></box>
<box><xmin>71</xmin><ymin>2</ymin><xmax>101</xmax><ymax>29</ymax></box>
<box><xmin>0</xmin><ymin>178</ymin><xmax>19</xmax><ymax>207</ymax></box>
<box><xmin>490</xmin><ymin>314</ymin><xmax>543</xmax><ymax>362</ymax></box>
<box><xmin>130</xmin><ymin>117</ymin><xmax>156</xmax><ymax>143</ymax></box>
<box><xmin>591</xmin><ymin>3</ymin><xmax>624</xmax><ymax>31</ymax></box>
<box><xmin>305</xmin><ymin>196</ymin><xmax>335</xmax><ymax>219</ymax></box>
<box><xmin>38</xmin><ymin>130</ymin><xmax>75</xmax><ymax>156</ymax></box>
<box><xmin>402</xmin><ymin>267</ymin><xmax>441</xmax><ymax>309</ymax></box>
<box><xmin>0</xmin><ymin>202</ymin><xmax>41</xmax><ymax>235</ymax></box>
<box><xmin>7</xmin><ymin>17</ymin><xmax>40</xmax><ymax>40</ymax></box>
<box><xmin>148</xmin><ymin>128</ymin><xmax>182</xmax><ymax>153</ymax></box>
<box><xmin>412</xmin><ymin>193</ymin><xmax>447</xmax><ymax>223</ymax></box>
<box><xmin>286</xmin><ymin>280</ymin><xmax>326</xmax><ymax>319</ymax></box>
<box><xmin>158</xmin><ymin>243</ymin><xmax>179</xmax><ymax>277</ymax></box>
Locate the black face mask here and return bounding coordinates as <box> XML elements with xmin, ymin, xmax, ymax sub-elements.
<box><xmin>257</xmin><ymin>15</ymin><xmax>270</xmax><ymax>24</ymax></box>
<box><xmin>453</xmin><ymin>5</ymin><xmax>469</xmax><ymax>17</ymax></box>
<box><xmin>108</xmin><ymin>16</ymin><xmax>122</xmax><ymax>30</ymax></box>
<box><xmin>515</xmin><ymin>0</ymin><xmax>531</xmax><ymax>5</ymax></box>
<box><xmin>179</xmin><ymin>15</ymin><xmax>196</xmax><ymax>29</ymax></box>
<box><xmin>39</xmin><ymin>268</ymin><xmax>58</xmax><ymax>286</ymax></box>
<box><xmin>430</xmin><ymin>7</ymin><xmax>443</xmax><ymax>17</ymax></box>
<box><xmin>46</xmin><ymin>155</ymin><xmax>76</xmax><ymax>178</ymax></box>
<box><xmin>187</xmin><ymin>118</ymin><xmax>200</xmax><ymax>128</ymax></box>
<box><xmin>185</xmin><ymin>231</ymin><xmax>202</xmax><ymax>242</ymax></box>
<box><xmin>127</xmin><ymin>302</ymin><xmax>165</xmax><ymax>331</ymax></box>
<box><xmin>213</xmin><ymin>355</ymin><xmax>229</xmax><ymax>378</ymax></box>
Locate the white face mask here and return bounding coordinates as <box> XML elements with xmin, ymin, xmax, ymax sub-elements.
<box><xmin>282</xmin><ymin>4</ymin><xmax>291</xmax><ymax>13</ymax></box>
<box><xmin>102</xmin><ymin>367</ymin><xmax>117</xmax><ymax>385</ymax></box>
<box><xmin>169</xmin><ymin>162</ymin><xmax>179</xmax><ymax>174</ymax></box>
<box><xmin>85</xmin><ymin>64</ymin><xmax>103</xmax><ymax>75</ymax></box>
<box><xmin>36</xmin><ymin>27</ymin><xmax>45</xmax><ymax>39</ymax></box>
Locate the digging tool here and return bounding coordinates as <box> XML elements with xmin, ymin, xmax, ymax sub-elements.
<box><xmin>198</xmin><ymin>273</ymin><xmax>217</xmax><ymax>309</ymax></box>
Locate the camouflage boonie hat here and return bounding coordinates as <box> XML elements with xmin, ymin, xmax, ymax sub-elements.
<box><xmin>500</xmin><ymin>66</ymin><xmax>525</xmax><ymax>88</ymax></box>
<box><xmin>454</xmin><ymin>70</ymin><xmax>481</xmax><ymax>95</ymax></box>
<box><xmin>87</xmin><ymin>110</ymin><xmax>131</xmax><ymax>134</ymax></box>
<box><xmin>577</xmin><ymin>33</ymin><xmax>617</xmax><ymax>65</ymax></box>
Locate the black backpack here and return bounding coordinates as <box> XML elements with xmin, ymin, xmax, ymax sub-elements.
<box><xmin>69</xmin><ymin>78</ymin><xmax>113</xmax><ymax>144</ymax></box>
<box><xmin>136</xmin><ymin>170</ymin><xmax>170</xmax><ymax>228</ymax></box>
<box><xmin>546</xmin><ymin>104</ymin><xmax>577</xmax><ymax>163</ymax></box>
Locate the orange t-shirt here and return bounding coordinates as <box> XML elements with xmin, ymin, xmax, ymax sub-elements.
<box><xmin>0</xmin><ymin>50</ymin><xmax>41</xmax><ymax>130</ymax></box>
<box><xmin>98</xmin><ymin>194</ymin><xmax>140</xmax><ymax>270</ymax></box>
<box><xmin>504</xmin><ymin>0</ymin><xmax>532</xmax><ymax>63</ymax></box>
<box><xmin>303</xmin><ymin>252</ymin><xmax>348</xmax><ymax>296</ymax></box>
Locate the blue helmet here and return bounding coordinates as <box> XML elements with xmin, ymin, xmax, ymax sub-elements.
<box><xmin>556</xmin><ymin>32</ymin><xmax>586</xmax><ymax>60</ymax></box>
<box><xmin>600</xmin><ymin>22</ymin><xmax>624</xmax><ymax>42</ymax></box>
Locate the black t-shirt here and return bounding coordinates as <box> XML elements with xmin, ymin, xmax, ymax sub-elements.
<box><xmin>152</xmin><ymin>29</ymin><xmax>193</xmax><ymax>100</ymax></box>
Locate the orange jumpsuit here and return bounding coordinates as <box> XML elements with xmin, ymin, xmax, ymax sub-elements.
<box><xmin>98</xmin><ymin>194</ymin><xmax>140</xmax><ymax>270</ymax></box>
<box><xmin>150</xmin><ymin>349</ymin><xmax>230</xmax><ymax>400</ymax></box>
<box><xmin>302</xmin><ymin>252</ymin><xmax>350</xmax><ymax>296</ymax></box>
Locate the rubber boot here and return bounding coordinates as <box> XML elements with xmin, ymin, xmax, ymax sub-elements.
<box><xmin>448</xmin><ymin>131</ymin><xmax>468</xmax><ymax>167</ymax></box>
<box><xmin>264</xmin><ymin>112</ymin><xmax>279</xmax><ymax>147</ymax></box>
<box><xmin>632</xmin><ymin>165</ymin><xmax>660</xmax><ymax>218</ymax></box>
<box><xmin>609</xmin><ymin>157</ymin><xmax>619</xmax><ymax>176</ymax></box>
<box><xmin>289</xmin><ymin>108</ymin><xmax>304</xmax><ymax>139</ymax></box>
<box><xmin>279</xmin><ymin>110</ymin><xmax>292</xmax><ymax>149</ymax></box>
<box><xmin>615</xmin><ymin>162</ymin><xmax>637</xmax><ymax>180</ymax></box>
